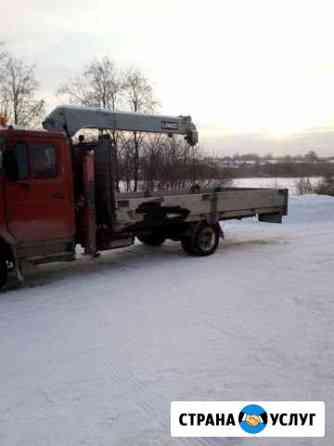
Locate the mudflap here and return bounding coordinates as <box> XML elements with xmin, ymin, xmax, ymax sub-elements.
<box><xmin>258</xmin><ymin>213</ymin><xmax>283</xmax><ymax>223</ymax></box>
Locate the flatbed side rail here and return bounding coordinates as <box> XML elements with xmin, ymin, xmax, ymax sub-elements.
<box><xmin>114</xmin><ymin>187</ymin><xmax>289</xmax><ymax>229</ymax></box>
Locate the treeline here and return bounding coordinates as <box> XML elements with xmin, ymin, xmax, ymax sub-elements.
<box><xmin>1</xmin><ymin>44</ymin><xmax>333</xmax><ymax>191</ymax></box>
<box><xmin>222</xmin><ymin>150</ymin><xmax>331</xmax><ymax>163</ymax></box>
<box><xmin>0</xmin><ymin>44</ymin><xmax>227</xmax><ymax>192</ymax></box>
<box><xmin>222</xmin><ymin>160</ymin><xmax>334</xmax><ymax>178</ymax></box>
<box><xmin>119</xmin><ymin>137</ymin><xmax>228</xmax><ymax>192</ymax></box>
<box><xmin>219</xmin><ymin>150</ymin><xmax>334</xmax><ymax>178</ymax></box>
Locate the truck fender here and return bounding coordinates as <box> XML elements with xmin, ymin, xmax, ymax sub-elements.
<box><xmin>187</xmin><ymin>221</ymin><xmax>224</xmax><ymax>240</ymax></box>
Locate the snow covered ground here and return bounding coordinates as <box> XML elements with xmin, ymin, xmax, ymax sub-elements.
<box><xmin>0</xmin><ymin>195</ymin><xmax>333</xmax><ymax>445</ymax></box>
<box><xmin>233</xmin><ymin>177</ymin><xmax>322</xmax><ymax>195</ymax></box>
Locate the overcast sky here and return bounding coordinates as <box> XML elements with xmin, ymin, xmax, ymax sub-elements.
<box><xmin>2</xmin><ymin>0</ymin><xmax>334</xmax><ymax>155</ymax></box>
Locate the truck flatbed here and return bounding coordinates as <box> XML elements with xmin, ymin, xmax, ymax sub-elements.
<box><xmin>115</xmin><ymin>187</ymin><xmax>288</xmax><ymax>229</ymax></box>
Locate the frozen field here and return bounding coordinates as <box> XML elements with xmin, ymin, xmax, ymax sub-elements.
<box><xmin>0</xmin><ymin>195</ymin><xmax>333</xmax><ymax>445</ymax></box>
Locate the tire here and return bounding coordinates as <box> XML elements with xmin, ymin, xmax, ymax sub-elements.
<box><xmin>0</xmin><ymin>257</ymin><xmax>8</xmax><ymax>290</ymax></box>
<box><xmin>183</xmin><ymin>223</ymin><xmax>220</xmax><ymax>256</ymax></box>
<box><xmin>137</xmin><ymin>232</ymin><xmax>166</xmax><ymax>247</ymax></box>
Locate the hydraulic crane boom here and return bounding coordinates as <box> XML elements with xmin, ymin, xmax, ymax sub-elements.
<box><xmin>42</xmin><ymin>105</ymin><xmax>198</xmax><ymax>146</ymax></box>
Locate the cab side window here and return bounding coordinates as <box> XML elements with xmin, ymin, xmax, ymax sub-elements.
<box><xmin>3</xmin><ymin>142</ymin><xmax>29</xmax><ymax>181</ymax></box>
<box><xmin>30</xmin><ymin>143</ymin><xmax>57</xmax><ymax>178</ymax></box>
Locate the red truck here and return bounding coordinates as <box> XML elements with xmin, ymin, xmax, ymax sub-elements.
<box><xmin>0</xmin><ymin>106</ymin><xmax>288</xmax><ymax>290</ymax></box>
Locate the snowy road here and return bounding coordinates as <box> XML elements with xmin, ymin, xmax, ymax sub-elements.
<box><xmin>0</xmin><ymin>195</ymin><xmax>333</xmax><ymax>445</ymax></box>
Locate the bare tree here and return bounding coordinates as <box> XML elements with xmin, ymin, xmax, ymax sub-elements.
<box><xmin>304</xmin><ymin>150</ymin><xmax>318</xmax><ymax>162</ymax></box>
<box><xmin>122</xmin><ymin>67</ymin><xmax>158</xmax><ymax>113</ymax></box>
<box><xmin>141</xmin><ymin>134</ymin><xmax>163</xmax><ymax>191</ymax></box>
<box><xmin>59</xmin><ymin>59</ymin><xmax>211</xmax><ymax>192</ymax></box>
<box><xmin>0</xmin><ymin>55</ymin><xmax>45</xmax><ymax>127</ymax></box>
<box><xmin>58</xmin><ymin>57</ymin><xmax>123</xmax><ymax>110</ymax></box>
<box><xmin>118</xmin><ymin>133</ymin><xmax>133</xmax><ymax>192</ymax></box>
<box><xmin>294</xmin><ymin>177</ymin><xmax>314</xmax><ymax>195</ymax></box>
<box><xmin>59</xmin><ymin>57</ymin><xmax>125</xmax><ymax>189</ymax></box>
<box><xmin>0</xmin><ymin>43</ymin><xmax>9</xmax><ymax>117</ymax></box>
<box><xmin>122</xmin><ymin>68</ymin><xmax>159</xmax><ymax>191</ymax></box>
<box><xmin>139</xmin><ymin>136</ymin><xmax>230</xmax><ymax>192</ymax></box>
<box><xmin>315</xmin><ymin>175</ymin><xmax>334</xmax><ymax>196</ymax></box>
<box><xmin>0</xmin><ymin>43</ymin><xmax>7</xmax><ymax>68</ymax></box>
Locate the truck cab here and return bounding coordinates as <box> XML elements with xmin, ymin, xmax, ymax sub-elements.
<box><xmin>0</xmin><ymin>127</ymin><xmax>76</xmax><ymax>285</ymax></box>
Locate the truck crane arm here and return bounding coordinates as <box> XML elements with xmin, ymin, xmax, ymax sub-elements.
<box><xmin>42</xmin><ymin>105</ymin><xmax>198</xmax><ymax>146</ymax></box>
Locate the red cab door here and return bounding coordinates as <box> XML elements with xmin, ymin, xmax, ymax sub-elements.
<box><xmin>3</xmin><ymin>132</ymin><xmax>75</xmax><ymax>253</ymax></box>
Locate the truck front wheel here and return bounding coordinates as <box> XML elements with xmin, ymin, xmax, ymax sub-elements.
<box><xmin>182</xmin><ymin>223</ymin><xmax>220</xmax><ymax>256</ymax></box>
<box><xmin>0</xmin><ymin>257</ymin><xmax>8</xmax><ymax>290</ymax></box>
<box><xmin>137</xmin><ymin>232</ymin><xmax>166</xmax><ymax>247</ymax></box>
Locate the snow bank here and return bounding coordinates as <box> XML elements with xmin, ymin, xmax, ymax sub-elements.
<box><xmin>0</xmin><ymin>194</ymin><xmax>333</xmax><ymax>445</ymax></box>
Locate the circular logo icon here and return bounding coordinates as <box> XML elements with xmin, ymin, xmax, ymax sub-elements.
<box><xmin>239</xmin><ymin>404</ymin><xmax>268</xmax><ymax>434</ymax></box>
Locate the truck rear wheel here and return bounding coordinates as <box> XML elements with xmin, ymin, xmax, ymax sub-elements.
<box><xmin>137</xmin><ymin>232</ymin><xmax>166</xmax><ymax>247</ymax></box>
<box><xmin>182</xmin><ymin>223</ymin><xmax>220</xmax><ymax>256</ymax></box>
<box><xmin>0</xmin><ymin>257</ymin><xmax>8</xmax><ymax>290</ymax></box>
